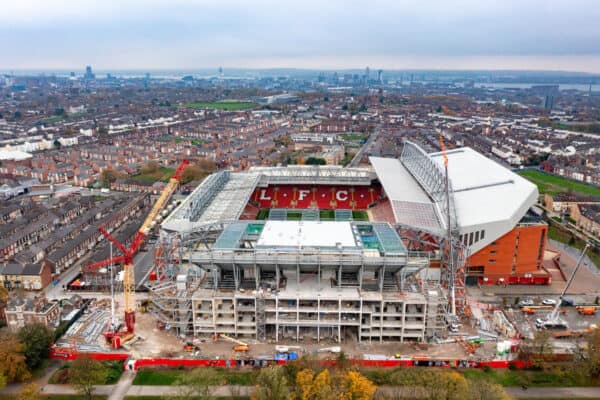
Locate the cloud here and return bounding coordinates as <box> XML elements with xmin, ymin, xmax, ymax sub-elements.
<box><xmin>1</xmin><ymin>0</ymin><xmax>600</xmax><ymax>71</ymax></box>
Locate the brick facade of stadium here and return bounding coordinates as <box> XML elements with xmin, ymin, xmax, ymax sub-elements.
<box><xmin>467</xmin><ymin>224</ymin><xmax>549</xmax><ymax>285</ymax></box>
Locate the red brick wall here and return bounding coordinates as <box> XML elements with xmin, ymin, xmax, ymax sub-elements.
<box><xmin>468</xmin><ymin>224</ymin><xmax>547</xmax><ymax>280</ymax></box>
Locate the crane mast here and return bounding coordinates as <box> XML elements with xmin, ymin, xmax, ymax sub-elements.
<box><xmin>87</xmin><ymin>159</ymin><xmax>189</xmax><ymax>344</ymax></box>
<box><xmin>545</xmin><ymin>243</ymin><xmax>590</xmax><ymax>325</ymax></box>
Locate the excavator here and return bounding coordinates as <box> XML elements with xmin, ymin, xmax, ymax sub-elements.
<box><xmin>86</xmin><ymin>159</ymin><xmax>190</xmax><ymax>348</ymax></box>
<box><xmin>215</xmin><ymin>334</ymin><xmax>250</xmax><ymax>352</ymax></box>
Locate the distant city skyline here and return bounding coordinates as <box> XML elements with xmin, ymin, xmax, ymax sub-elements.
<box><xmin>3</xmin><ymin>0</ymin><xmax>600</xmax><ymax>73</ymax></box>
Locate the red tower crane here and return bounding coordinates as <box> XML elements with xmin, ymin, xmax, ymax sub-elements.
<box><xmin>86</xmin><ymin>160</ymin><xmax>189</xmax><ymax>345</ymax></box>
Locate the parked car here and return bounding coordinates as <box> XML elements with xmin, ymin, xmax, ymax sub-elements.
<box><xmin>542</xmin><ymin>299</ymin><xmax>557</xmax><ymax>306</ymax></box>
<box><xmin>519</xmin><ymin>299</ymin><xmax>534</xmax><ymax>307</ymax></box>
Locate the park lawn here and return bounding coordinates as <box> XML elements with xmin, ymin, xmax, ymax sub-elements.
<box><xmin>0</xmin><ymin>396</ymin><xmax>107</xmax><ymax>400</ymax></box>
<box><xmin>183</xmin><ymin>100</ymin><xmax>258</xmax><ymax>111</ymax></box>
<box><xmin>131</xmin><ymin>368</ymin><xmax>258</xmax><ymax>386</ymax></box>
<box><xmin>340</xmin><ymin>133</ymin><xmax>368</xmax><ymax>141</ymax></box>
<box><xmin>548</xmin><ymin>224</ymin><xmax>600</xmax><ymax>269</ymax></box>
<box><xmin>42</xmin><ymin>115</ymin><xmax>65</xmax><ymax>124</ymax></box>
<box><xmin>130</xmin><ymin>167</ymin><xmax>175</xmax><ymax>183</ymax></box>
<box><xmin>48</xmin><ymin>361</ymin><xmax>123</xmax><ymax>385</ymax></box>
<box><xmin>518</xmin><ymin>170</ymin><xmax>600</xmax><ymax>197</ymax></box>
<box><xmin>461</xmin><ymin>368</ymin><xmax>590</xmax><ymax>387</ymax></box>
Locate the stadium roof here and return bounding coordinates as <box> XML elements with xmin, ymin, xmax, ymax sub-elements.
<box><xmin>371</xmin><ymin>145</ymin><xmax>538</xmax><ymax>253</ymax></box>
<box><xmin>429</xmin><ymin>148</ymin><xmax>538</xmax><ymax>233</ymax></box>
<box><xmin>369</xmin><ymin>156</ymin><xmax>443</xmax><ymax>232</ymax></box>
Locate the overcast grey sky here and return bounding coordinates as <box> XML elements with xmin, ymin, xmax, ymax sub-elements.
<box><xmin>2</xmin><ymin>0</ymin><xmax>600</xmax><ymax>72</ymax></box>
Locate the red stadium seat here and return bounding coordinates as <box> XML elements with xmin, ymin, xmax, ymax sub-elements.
<box><xmin>250</xmin><ymin>184</ymin><xmax>382</xmax><ymax>211</ymax></box>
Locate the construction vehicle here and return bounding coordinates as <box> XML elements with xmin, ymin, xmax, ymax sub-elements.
<box><xmin>577</xmin><ymin>306</ymin><xmax>597</xmax><ymax>315</ymax></box>
<box><xmin>215</xmin><ymin>334</ymin><xmax>250</xmax><ymax>352</ymax></box>
<box><xmin>275</xmin><ymin>345</ymin><xmax>303</xmax><ymax>353</ymax></box>
<box><xmin>183</xmin><ymin>342</ymin><xmax>200</xmax><ymax>352</ymax></box>
<box><xmin>553</xmin><ymin>324</ymin><xmax>598</xmax><ymax>339</ymax></box>
<box><xmin>86</xmin><ymin>160</ymin><xmax>190</xmax><ymax>347</ymax></box>
<box><xmin>316</xmin><ymin>346</ymin><xmax>341</xmax><ymax>354</ymax></box>
<box><xmin>536</xmin><ymin>244</ymin><xmax>590</xmax><ymax>330</ymax></box>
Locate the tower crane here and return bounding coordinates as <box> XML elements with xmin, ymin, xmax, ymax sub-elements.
<box><xmin>536</xmin><ymin>243</ymin><xmax>590</xmax><ymax>330</ymax></box>
<box><xmin>86</xmin><ymin>159</ymin><xmax>190</xmax><ymax>345</ymax></box>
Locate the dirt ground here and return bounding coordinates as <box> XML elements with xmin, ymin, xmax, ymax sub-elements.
<box><xmin>123</xmin><ymin>311</ymin><xmax>183</xmax><ymax>358</ymax></box>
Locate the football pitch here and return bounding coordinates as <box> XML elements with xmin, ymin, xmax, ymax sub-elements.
<box><xmin>255</xmin><ymin>208</ymin><xmax>369</xmax><ymax>221</ymax></box>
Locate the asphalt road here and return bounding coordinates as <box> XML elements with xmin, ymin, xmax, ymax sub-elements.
<box><xmin>348</xmin><ymin>124</ymin><xmax>382</xmax><ymax>168</ymax></box>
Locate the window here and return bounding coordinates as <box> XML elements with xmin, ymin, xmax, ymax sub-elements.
<box><xmin>469</xmin><ymin>232</ymin><xmax>474</xmax><ymax>246</ymax></box>
<box><xmin>475</xmin><ymin>231</ymin><xmax>480</xmax><ymax>242</ymax></box>
<box><xmin>490</xmin><ymin>250</ymin><xmax>496</xmax><ymax>255</ymax></box>
<box><xmin>489</xmin><ymin>259</ymin><xmax>496</xmax><ymax>264</ymax></box>
<box><xmin>481</xmin><ymin>230</ymin><xmax>485</xmax><ymax>240</ymax></box>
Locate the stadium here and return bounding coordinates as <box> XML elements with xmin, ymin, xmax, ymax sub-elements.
<box><xmin>149</xmin><ymin>140</ymin><xmax>547</xmax><ymax>343</ymax></box>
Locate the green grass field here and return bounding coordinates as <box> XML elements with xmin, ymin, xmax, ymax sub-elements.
<box><xmin>41</xmin><ymin>115</ymin><xmax>65</xmax><ymax>124</ymax></box>
<box><xmin>182</xmin><ymin>100</ymin><xmax>258</xmax><ymax>110</ymax></box>
<box><xmin>548</xmin><ymin>223</ymin><xmax>600</xmax><ymax>269</ymax></box>
<box><xmin>48</xmin><ymin>361</ymin><xmax>123</xmax><ymax>385</ymax></box>
<box><xmin>0</xmin><ymin>397</ymin><xmax>107</xmax><ymax>400</ymax></box>
<box><xmin>352</xmin><ymin>210</ymin><xmax>369</xmax><ymax>221</ymax></box>
<box><xmin>255</xmin><ymin>208</ymin><xmax>369</xmax><ymax>221</ymax></box>
<box><xmin>518</xmin><ymin>170</ymin><xmax>600</xmax><ymax>197</ymax></box>
<box><xmin>340</xmin><ymin>133</ymin><xmax>368</xmax><ymax>141</ymax></box>
<box><xmin>132</xmin><ymin>368</ymin><xmax>258</xmax><ymax>386</ymax></box>
<box><xmin>130</xmin><ymin>167</ymin><xmax>175</xmax><ymax>183</ymax></box>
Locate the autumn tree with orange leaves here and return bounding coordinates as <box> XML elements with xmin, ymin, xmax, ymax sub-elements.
<box><xmin>293</xmin><ymin>368</ymin><xmax>376</xmax><ymax>400</ymax></box>
<box><xmin>0</xmin><ymin>332</ymin><xmax>31</xmax><ymax>383</ymax></box>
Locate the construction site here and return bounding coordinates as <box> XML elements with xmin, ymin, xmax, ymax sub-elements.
<box><xmin>51</xmin><ymin>141</ymin><xmax>600</xmax><ymax>366</ymax></box>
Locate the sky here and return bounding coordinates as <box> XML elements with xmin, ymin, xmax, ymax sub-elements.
<box><xmin>2</xmin><ymin>0</ymin><xmax>600</xmax><ymax>72</ymax></box>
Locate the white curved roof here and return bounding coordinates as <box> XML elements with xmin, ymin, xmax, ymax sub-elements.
<box><xmin>371</xmin><ymin>146</ymin><xmax>538</xmax><ymax>253</ymax></box>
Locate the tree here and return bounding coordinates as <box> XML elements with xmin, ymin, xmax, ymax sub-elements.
<box><xmin>53</xmin><ymin>139</ymin><xmax>62</xmax><ymax>149</ymax></box>
<box><xmin>101</xmin><ymin>168</ymin><xmax>120</xmax><ymax>187</ymax></box>
<box><xmin>18</xmin><ymin>382</ymin><xmax>40</xmax><ymax>400</ymax></box>
<box><xmin>340</xmin><ymin>370</ymin><xmax>377</xmax><ymax>400</ymax></box>
<box><xmin>18</xmin><ymin>323</ymin><xmax>54</xmax><ymax>370</ymax></box>
<box><xmin>576</xmin><ymin>328</ymin><xmax>600</xmax><ymax>380</ymax></box>
<box><xmin>305</xmin><ymin>157</ymin><xmax>326</xmax><ymax>165</ymax></box>
<box><xmin>0</xmin><ymin>285</ymin><xmax>7</xmax><ymax>304</ymax></box>
<box><xmin>468</xmin><ymin>379</ymin><xmax>511</xmax><ymax>400</ymax></box>
<box><xmin>0</xmin><ymin>332</ymin><xmax>30</xmax><ymax>383</ymax></box>
<box><xmin>388</xmin><ymin>369</ymin><xmax>468</xmax><ymax>400</ymax></box>
<box><xmin>174</xmin><ymin>367</ymin><xmax>219</xmax><ymax>399</ymax></box>
<box><xmin>253</xmin><ymin>366</ymin><xmax>289</xmax><ymax>400</ymax></box>
<box><xmin>180</xmin><ymin>164</ymin><xmax>204</xmax><ymax>184</ymax></box>
<box><xmin>69</xmin><ymin>356</ymin><xmax>107</xmax><ymax>400</ymax></box>
<box><xmin>531</xmin><ymin>330</ymin><xmax>552</xmax><ymax>365</ymax></box>
<box><xmin>141</xmin><ymin>160</ymin><xmax>160</xmax><ymax>174</ymax></box>
<box><xmin>197</xmin><ymin>157</ymin><xmax>216</xmax><ymax>173</ymax></box>
<box><xmin>294</xmin><ymin>368</ymin><xmax>376</xmax><ymax>400</ymax></box>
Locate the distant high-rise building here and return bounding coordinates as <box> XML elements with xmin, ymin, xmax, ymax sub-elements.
<box><xmin>544</xmin><ymin>95</ymin><xmax>554</xmax><ymax>110</ymax></box>
<box><xmin>377</xmin><ymin>69</ymin><xmax>383</xmax><ymax>83</ymax></box>
<box><xmin>218</xmin><ymin>66</ymin><xmax>223</xmax><ymax>77</ymax></box>
<box><xmin>83</xmin><ymin>65</ymin><xmax>95</xmax><ymax>80</ymax></box>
